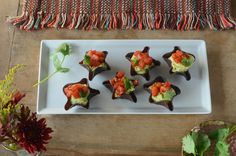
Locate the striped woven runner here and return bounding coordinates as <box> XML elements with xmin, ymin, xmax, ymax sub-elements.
<box><xmin>7</xmin><ymin>0</ymin><xmax>236</xmax><ymax>31</ymax></box>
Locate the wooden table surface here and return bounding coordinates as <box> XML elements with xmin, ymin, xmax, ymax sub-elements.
<box><xmin>1</xmin><ymin>1</ymin><xmax>236</xmax><ymax>156</ymax></box>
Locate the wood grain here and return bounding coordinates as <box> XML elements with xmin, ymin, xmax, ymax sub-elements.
<box><xmin>0</xmin><ymin>0</ymin><xmax>236</xmax><ymax>156</ymax></box>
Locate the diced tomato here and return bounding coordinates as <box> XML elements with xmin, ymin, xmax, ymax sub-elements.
<box><xmin>95</xmin><ymin>51</ymin><xmax>105</xmax><ymax>57</ymax></box>
<box><xmin>174</xmin><ymin>57</ymin><xmax>182</xmax><ymax>63</ymax></box>
<box><xmin>116</xmin><ymin>71</ymin><xmax>125</xmax><ymax>78</ymax></box>
<box><xmin>70</xmin><ymin>84</ymin><xmax>80</xmax><ymax>91</ymax></box>
<box><xmin>87</xmin><ymin>50</ymin><xmax>106</xmax><ymax>67</ymax></box>
<box><xmin>87</xmin><ymin>50</ymin><xmax>96</xmax><ymax>56</ymax></box>
<box><xmin>64</xmin><ymin>88</ymin><xmax>73</xmax><ymax>97</ymax></box>
<box><xmin>81</xmin><ymin>86</ymin><xmax>89</xmax><ymax>93</ymax></box>
<box><xmin>165</xmin><ymin>82</ymin><xmax>171</xmax><ymax>88</ymax></box>
<box><xmin>72</xmin><ymin>92</ymin><xmax>80</xmax><ymax>98</ymax></box>
<box><xmin>91</xmin><ymin>54</ymin><xmax>100</xmax><ymax>61</ymax></box>
<box><xmin>116</xmin><ymin>86</ymin><xmax>125</xmax><ymax>96</ymax></box>
<box><xmin>155</xmin><ymin>82</ymin><xmax>162</xmax><ymax>87</ymax></box>
<box><xmin>134</xmin><ymin>51</ymin><xmax>142</xmax><ymax>57</ymax></box>
<box><xmin>151</xmin><ymin>86</ymin><xmax>159</xmax><ymax>97</ymax></box>
<box><xmin>64</xmin><ymin>84</ymin><xmax>89</xmax><ymax>99</ymax></box>
<box><xmin>160</xmin><ymin>86</ymin><xmax>168</xmax><ymax>93</ymax></box>
<box><xmin>90</xmin><ymin>58</ymin><xmax>101</xmax><ymax>67</ymax></box>
<box><xmin>114</xmin><ymin>81</ymin><xmax>124</xmax><ymax>89</ymax></box>
<box><xmin>138</xmin><ymin>60</ymin><xmax>146</xmax><ymax>69</ymax></box>
<box><xmin>176</xmin><ymin>50</ymin><xmax>183</xmax><ymax>56</ymax></box>
<box><xmin>142</xmin><ymin>53</ymin><xmax>149</xmax><ymax>58</ymax></box>
<box><xmin>144</xmin><ymin>57</ymin><xmax>153</xmax><ymax>65</ymax></box>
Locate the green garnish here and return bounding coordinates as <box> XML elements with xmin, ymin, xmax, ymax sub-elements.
<box><xmin>124</xmin><ymin>77</ymin><xmax>132</xmax><ymax>91</ymax></box>
<box><xmin>181</xmin><ymin>57</ymin><xmax>191</xmax><ymax>67</ymax></box>
<box><xmin>215</xmin><ymin>141</ymin><xmax>229</xmax><ymax>156</ymax></box>
<box><xmin>33</xmin><ymin>43</ymin><xmax>71</xmax><ymax>87</ymax></box>
<box><xmin>183</xmin><ymin>125</ymin><xmax>236</xmax><ymax>156</ymax></box>
<box><xmin>182</xmin><ymin>132</ymin><xmax>211</xmax><ymax>156</ymax></box>
<box><xmin>208</xmin><ymin>127</ymin><xmax>236</xmax><ymax>156</ymax></box>
<box><xmin>132</xmin><ymin>58</ymin><xmax>139</xmax><ymax>65</ymax></box>
<box><xmin>84</xmin><ymin>55</ymin><xmax>90</xmax><ymax>65</ymax></box>
<box><xmin>79</xmin><ymin>91</ymin><xmax>87</xmax><ymax>98</ymax></box>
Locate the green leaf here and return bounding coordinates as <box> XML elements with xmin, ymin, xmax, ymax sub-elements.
<box><xmin>209</xmin><ymin>128</ymin><xmax>229</xmax><ymax>141</ymax></box>
<box><xmin>34</xmin><ymin>44</ymin><xmax>71</xmax><ymax>87</ymax></box>
<box><xmin>182</xmin><ymin>134</ymin><xmax>196</xmax><ymax>155</ymax></box>
<box><xmin>79</xmin><ymin>91</ymin><xmax>87</xmax><ymax>98</ymax></box>
<box><xmin>56</xmin><ymin>43</ymin><xmax>71</xmax><ymax>56</ymax></box>
<box><xmin>132</xmin><ymin>58</ymin><xmax>139</xmax><ymax>65</ymax></box>
<box><xmin>84</xmin><ymin>55</ymin><xmax>90</xmax><ymax>65</ymax></box>
<box><xmin>194</xmin><ymin>132</ymin><xmax>211</xmax><ymax>156</ymax></box>
<box><xmin>51</xmin><ymin>54</ymin><xmax>62</xmax><ymax>70</ymax></box>
<box><xmin>58</xmin><ymin>67</ymin><xmax>70</xmax><ymax>73</ymax></box>
<box><xmin>214</xmin><ymin>141</ymin><xmax>230</xmax><ymax>156</ymax></box>
<box><xmin>208</xmin><ymin>128</ymin><xmax>231</xmax><ymax>156</ymax></box>
<box><xmin>124</xmin><ymin>77</ymin><xmax>132</xmax><ymax>91</ymax></box>
<box><xmin>181</xmin><ymin>58</ymin><xmax>191</xmax><ymax>67</ymax></box>
<box><xmin>182</xmin><ymin>132</ymin><xmax>211</xmax><ymax>156</ymax></box>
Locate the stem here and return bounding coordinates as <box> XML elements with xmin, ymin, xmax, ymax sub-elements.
<box><xmin>60</xmin><ymin>55</ymin><xmax>66</xmax><ymax>65</ymax></box>
<box><xmin>33</xmin><ymin>71</ymin><xmax>58</xmax><ymax>87</ymax></box>
<box><xmin>33</xmin><ymin>55</ymin><xmax>66</xmax><ymax>87</ymax></box>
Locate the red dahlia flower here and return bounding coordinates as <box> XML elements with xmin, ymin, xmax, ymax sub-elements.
<box><xmin>16</xmin><ymin>106</ymin><xmax>53</xmax><ymax>154</ymax></box>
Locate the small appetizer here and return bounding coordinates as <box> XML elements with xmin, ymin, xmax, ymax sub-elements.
<box><xmin>163</xmin><ymin>46</ymin><xmax>195</xmax><ymax>81</ymax></box>
<box><xmin>182</xmin><ymin>120</ymin><xmax>236</xmax><ymax>156</ymax></box>
<box><xmin>143</xmin><ymin>76</ymin><xmax>180</xmax><ymax>111</ymax></box>
<box><xmin>103</xmin><ymin>71</ymin><xmax>139</xmax><ymax>103</ymax></box>
<box><xmin>79</xmin><ymin>50</ymin><xmax>111</xmax><ymax>81</ymax></box>
<box><xmin>126</xmin><ymin>46</ymin><xmax>161</xmax><ymax>81</ymax></box>
<box><xmin>63</xmin><ymin>78</ymin><xmax>100</xmax><ymax>110</ymax></box>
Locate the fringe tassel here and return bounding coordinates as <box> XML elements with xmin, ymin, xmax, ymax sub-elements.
<box><xmin>7</xmin><ymin>12</ymin><xmax>236</xmax><ymax>31</ymax></box>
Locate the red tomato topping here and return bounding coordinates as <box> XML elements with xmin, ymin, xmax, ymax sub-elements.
<box><xmin>151</xmin><ymin>86</ymin><xmax>159</xmax><ymax>97</ymax></box>
<box><xmin>172</xmin><ymin>50</ymin><xmax>190</xmax><ymax>64</ymax></box>
<box><xmin>109</xmin><ymin>72</ymin><xmax>137</xmax><ymax>96</ymax></box>
<box><xmin>64</xmin><ymin>83</ymin><xmax>89</xmax><ymax>98</ymax></box>
<box><xmin>150</xmin><ymin>82</ymin><xmax>172</xmax><ymax>96</ymax></box>
<box><xmin>165</xmin><ymin>82</ymin><xmax>171</xmax><ymax>88</ymax></box>
<box><xmin>116</xmin><ymin>71</ymin><xmax>125</xmax><ymax>78</ymax></box>
<box><xmin>133</xmin><ymin>51</ymin><xmax>142</xmax><ymax>57</ymax></box>
<box><xmin>132</xmin><ymin>51</ymin><xmax>153</xmax><ymax>69</ymax></box>
<box><xmin>138</xmin><ymin>60</ymin><xmax>146</xmax><ymax>68</ymax></box>
<box><xmin>144</xmin><ymin>57</ymin><xmax>153</xmax><ymax>65</ymax></box>
<box><xmin>86</xmin><ymin>50</ymin><xmax>105</xmax><ymax>67</ymax></box>
<box><xmin>116</xmin><ymin>86</ymin><xmax>125</xmax><ymax>96</ymax></box>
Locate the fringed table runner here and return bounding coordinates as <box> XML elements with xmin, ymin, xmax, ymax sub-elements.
<box><xmin>8</xmin><ymin>0</ymin><xmax>236</xmax><ymax>31</ymax></box>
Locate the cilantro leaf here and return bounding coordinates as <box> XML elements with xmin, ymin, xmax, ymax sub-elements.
<box><xmin>194</xmin><ymin>132</ymin><xmax>211</xmax><ymax>156</ymax></box>
<box><xmin>182</xmin><ymin>132</ymin><xmax>210</xmax><ymax>156</ymax></box>
<box><xmin>51</xmin><ymin>54</ymin><xmax>62</xmax><ymax>71</ymax></box>
<box><xmin>58</xmin><ymin>67</ymin><xmax>70</xmax><ymax>73</ymax></box>
<box><xmin>79</xmin><ymin>91</ymin><xmax>87</xmax><ymax>98</ymax></box>
<box><xmin>215</xmin><ymin>140</ymin><xmax>230</xmax><ymax>156</ymax></box>
<box><xmin>33</xmin><ymin>43</ymin><xmax>71</xmax><ymax>87</ymax></box>
<box><xmin>182</xmin><ymin>134</ymin><xmax>196</xmax><ymax>155</ymax></box>
<box><xmin>132</xmin><ymin>58</ymin><xmax>139</xmax><ymax>65</ymax></box>
<box><xmin>181</xmin><ymin>58</ymin><xmax>191</xmax><ymax>67</ymax></box>
<box><xmin>124</xmin><ymin>77</ymin><xmax>132</xmax><ymax>91</ymax></box>
<box><xmin>209</xmin><ymin>128</ymin><xmax>229</xmax><ymax>141</ymax></box>
<box><xmin>56</xmin><ymin>43</ymin><xmax>71</xmax><ymax>56</ymax></box>
<box><xmin>209</xmin><ymin>128</ymin><xmax>230</xmax><ymax>156</ymax></box>
<box><xmin>84</xmin><ymin>55</ymin><xmax>90</xmax><ymax>65</ymax></box>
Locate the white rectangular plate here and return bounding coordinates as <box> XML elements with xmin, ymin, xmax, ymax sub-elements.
<box><xmin>37</xmin><ymin>40</ymin><xmax>211</xmax><ymax>114</ymax></box>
